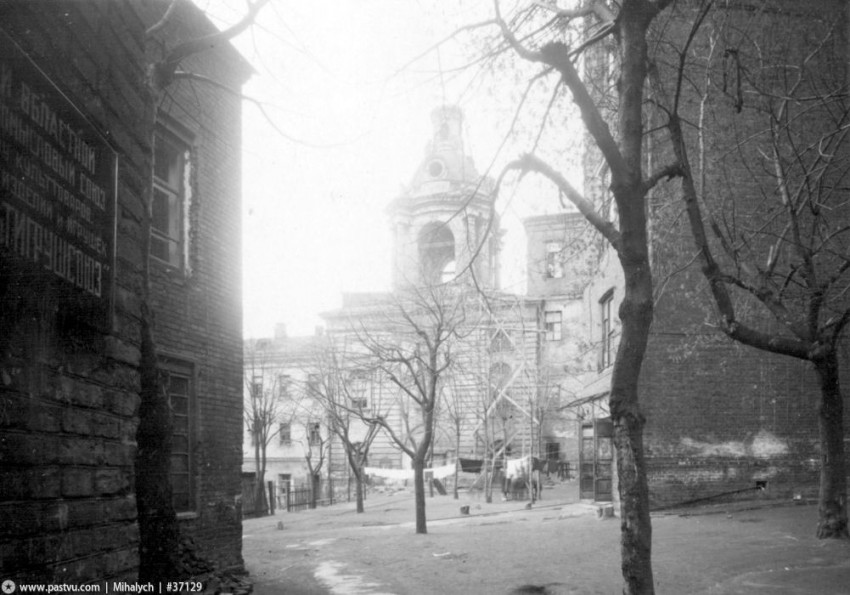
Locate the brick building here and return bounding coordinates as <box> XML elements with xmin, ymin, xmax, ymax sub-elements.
<box><xmin>1</xmin><ymin>1</ymin><xmax>249</xmax><ymax>583</ymax></box>
<box><xmin>569</xmin><ymin>0</ymin><xmax>850</xmax><ymax>508</ymax></box>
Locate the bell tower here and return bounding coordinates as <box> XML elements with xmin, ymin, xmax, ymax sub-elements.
<box><xmin>387</xmin><ymin>106</ymin><xmax>501</xmax><ymax>291</ymax></box>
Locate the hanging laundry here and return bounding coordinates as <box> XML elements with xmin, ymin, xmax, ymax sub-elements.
<box><xmin>431</xmin><ymin>463</ymin><xmax>456</xmax><ymax>480</ymax></box>
<box><xmin>505</xmin><ymin>456</ymin><xmax>531</xmax><ymax>479</ymax></box>
<box><xmin>364</xmin><ymin>467</ymin><xmax>414</xmax><ymax>481</ymax></box>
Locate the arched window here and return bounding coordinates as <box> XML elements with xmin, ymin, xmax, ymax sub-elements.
<box><xmin>489</xmin><ymin>329</ymin><xmax>513</xmax><ymax>352</ymax></box>
<box><xmin>418</xmin><ymin>222</ymin><xmax>455</xmax><ymax>285</ymax></box>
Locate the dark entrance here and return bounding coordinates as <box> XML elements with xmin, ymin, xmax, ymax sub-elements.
<box><xmin>579</xmin><ymin>418</ymin><xmax>613</xmax><ymax>501</ymax></box>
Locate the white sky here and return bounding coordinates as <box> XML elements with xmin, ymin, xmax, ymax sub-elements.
<box><xmin>195</xmin><ymin>1</ymin><xmax>568</xmax><ymax>339</ymax></box>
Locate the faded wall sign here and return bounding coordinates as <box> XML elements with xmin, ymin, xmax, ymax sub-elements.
<box><xmin>0</xmin><ymin>30</ymin><xmax>116</xmax><ymax>329</ymax></box>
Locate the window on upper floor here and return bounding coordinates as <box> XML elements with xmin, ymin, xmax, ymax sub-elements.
<box><xmin>278</xmin><ymin>374</ymin><xmax>291</xmax><ymax>398</ymax></box>
<box><xmin>545</xmin><ymin>241</ymin><xmax>564</xmax><ymax>279</ymax></box>
<box><xmin>545</xmin><ymin>310</ymin><xmax>562</xmax><ymax>341</ymax></box>
<box><xmin>279</xmin><ymin>422</ymin><xmax>291</xmax><ymax>445</ymax></box>
<box><xmin>489</xmin><ymin>328</ymin><xmax>513</xmax><ymax>352</ymax></box>
<box><xmin>600</xmin><ymin>290</ymin><xmax>615</xmax><ymax>369</ymax></box>
<box><xmin>306</xmin><ymin>373</ymin><xmax>321</xmax><ymax>396</ymax></box>
<box><xmin>151</xmin><ymin>128</ymin><xmax>192</xmax><ymax>270</ymax></box>
<box><xmin>308</xmin><ymin>422</ymin><xmax>322</xmax><ymax>445</ymax></box>
<box><xmin>250</xmin><ymin>373</ymin><xmax>263</xmax><ymax>399</ymax></box>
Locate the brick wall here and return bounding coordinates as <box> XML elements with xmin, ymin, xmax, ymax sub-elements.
<box><xmin>1</xmin><ymin>0</ymin><xmax>248</xmax><ymax>583</ymax></box>
<box><xmin>641</xmin><ymin>333</ymin><xmax>822</xmax><ymax>507</ymax></box>
<box><xmin>573</xmin><ymin>0</ymin><xmax>849</xmax><ymax>507</ymax></box>
<box><xmin>0</xmin><ymin>2</ymin><xmax>149</xmax><ymax>583</ymax></box>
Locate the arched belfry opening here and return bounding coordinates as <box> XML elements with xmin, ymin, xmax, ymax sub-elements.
<box><xmin>387</xmin><ymin>106</ymin><xmax>500</xmax><ymax>291</ymax></box>
<box><xmin>418</xmin><ymin>222</ymin><xmax>456</xmax><ymax>285</ymax></box>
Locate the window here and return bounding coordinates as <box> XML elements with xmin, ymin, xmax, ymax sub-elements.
<box><xmin>308</xmin><ymin>422</ymin><xmax>321</xmax><ymax>445</ymax></box>
<box><xmin>545</xmin><ymin>242</ymin><xmax>564</xmax><ymax>279</ymax></box>
<box><xmin>279</xmin><ymin>422</ymin><xmax>291</xmax><ymax>445</ymax></box>
<box><xmin>278</xmin><ymin>374</ymin><xmax>291</xmax><ymax>398</ymax></box>
<box><xmin>307</xmin><ymin>373</ymin><xmax>321</xmax><ymax>395</ymax></box>
<box><xmin>152</xmin><ymin>129</ymin><xmax>191</xmax><ymax>269</ymax></box>
<box><xmin>600</xmin><ymin>290</ymin><xmax>615</xmax><ymax>369</ymax></box>
<box><xmin>162</xmin><ymin>359</ymin><xmax>195</xmax><ymax>514</ymax></box>
<box><xmin>250</xmin><ymin>373</ymin><xmax>263</xmax><ymax>399</ymax></box>
<box><xmin>489</xmin><ymin>329</ymin><xmax>513</xmax><ymax>352</ymax></box>
<box><xmin>489</xmin><ymin>362</ymin><xmax>512</xmax><ymax>400</ymax></box>
<box><xmin>545</xmin><ymin>310</ymin><xmax>562</xmax><ymax>341</ymax></box>
<box><xmin>350</xmin><ymin>396</ymin><xmax>368</xmax><ymax>410</ymax></box>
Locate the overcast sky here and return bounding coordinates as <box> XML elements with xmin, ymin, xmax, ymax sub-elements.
<box><xmin>194</xmin><ymin>1</ymin><xmax>564</xmax><ymax>339</ymax></box>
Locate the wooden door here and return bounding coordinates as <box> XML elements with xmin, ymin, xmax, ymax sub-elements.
<box><xmin>579</xmin><ymin>418</ymin><xmax>614</xmax><ymax>501</ymax></box>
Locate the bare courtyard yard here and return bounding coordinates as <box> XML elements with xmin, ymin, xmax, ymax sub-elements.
<box><xmin>242</xmin><ymin>482</ymin><xmax>850</xmax><ymax>594</ymax></box>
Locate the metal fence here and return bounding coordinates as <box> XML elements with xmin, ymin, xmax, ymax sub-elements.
<box><xmin>242</xmin><ymin>476</ymin><xmax>366</xmax><ymax>516</ymax></box>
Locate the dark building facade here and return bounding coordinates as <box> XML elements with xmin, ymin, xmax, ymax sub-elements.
<box><xmin>574</xmin><ymin>0</ymin><xmax>850</xmax><ymax>508</ymax></box>
<box><xmin>1</xmin><ymin>1</ymin><xmax>249</xmax><ymax>583</ymax></box>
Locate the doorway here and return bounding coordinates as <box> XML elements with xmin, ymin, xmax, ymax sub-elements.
<box><xmin>579</xmin><ymin>418</ymin><xmax>613</xmax><ymax>501</ymax></box>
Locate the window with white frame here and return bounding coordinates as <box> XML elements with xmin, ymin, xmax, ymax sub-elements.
<box><xmin>545</xmin><ymin>310</ymin><xmax>562</xmax><ymax>341</ymax></box>
<box><xmin>151</xmin><ymin>129</ymin><xmax>191</xmax><ymax>269</ymax></box>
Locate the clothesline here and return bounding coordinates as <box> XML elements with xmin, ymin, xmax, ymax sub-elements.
<box><xmin>366</xmin><ymin>456</ymin><xmax>555</xmax><ymax>481</ymax></box>
<box><xmin>364</xmin><ymin>462</ymin><xmax>456</xmax><ymax>481</ymax></box>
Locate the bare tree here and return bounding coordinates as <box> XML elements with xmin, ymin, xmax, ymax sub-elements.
<box><xmin>306</xmin><ymin>346</ymin><xmax>381</xmax><ymax>513</ymax></box>
<box><xmin>243</xmin><ymin>339</ymin><xmax>295</xmax><ymax>515</ymax></box>
<box><xmin>136</xmin><ymin>0</ymin><xmax>270</xmax><ymax>580</ymax></box>
<box><xmin>466</xmin><ymin>1</ymin><xmax>679</xmax><ymax>591</ymax></box>
<box><xmin>351</xmin><ymin>283</ymin><xmax>467</xmax><ymax>534</ymax></box>
<box><xmin>301</xmin><ymin>415</ymin><xmax>330</xmax><ymax>509</ymax></box>
<box><xmin>650</xmin><ymin>0</ymin><xmax>849</xmax><ymax>538</ymax></box>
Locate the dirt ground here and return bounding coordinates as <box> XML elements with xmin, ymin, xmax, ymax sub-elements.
<box><xmin>241</xmin><ymin>481</ymin><xmax>850</xmax><ymax>594</ymax></box>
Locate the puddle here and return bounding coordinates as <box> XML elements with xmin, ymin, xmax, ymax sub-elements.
<box><xmin>314</xmin><ymin>560</ymin><xmax>397</xmax><ymax>595</ymax></box>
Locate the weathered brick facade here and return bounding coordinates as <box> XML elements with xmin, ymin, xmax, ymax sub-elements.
<box><xmin>575</xmin><ymin>0</ymin><xmax>850</xmax><ymax>508</ymax></box>
<box><xmin>1</xmin><ymin>1</ymin><xmax>248</xmax><ymax>583</ymax></box>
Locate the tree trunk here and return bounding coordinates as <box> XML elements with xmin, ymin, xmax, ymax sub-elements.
<box><xmin>611</xmin><ymin>251</ymin><xmax>655</xmax><ymax>594</ymax></box>
<box><xmin>355</xmin><ymin>469</ymin><xmax>365</xmax><ymax>514</ymax></box>
<box><xmin>813</xmin><ymin>351</ymin><xmax>849</xmax><ymax>539</ymax></box>
<box><xmin>348</xmin><ymin>451</ymin><xmax>366</xmax><ymax>514</ymax></box>
<box><xmin>453</xmin><ymin>439</ymin><xmax>460</xmax><ymax>500</ymax></box>
<box><xmin>413</xmin><ymin>457</ymin><xmax>427</xmax><ymax>534</ymax></box>
<box><xmin>255</xmin><ymin>470</ymin><xmax>267</xmax><ymax>516</ymax></box>
<box><xmin>610</xmin><ymin>159</ymin><xmax>655</xmax><ymax>592</ymax></box>
<box><xmin>310</xmin><ymin>473</ymin><xmax>320</xmax><ymax>509</ymax></box>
